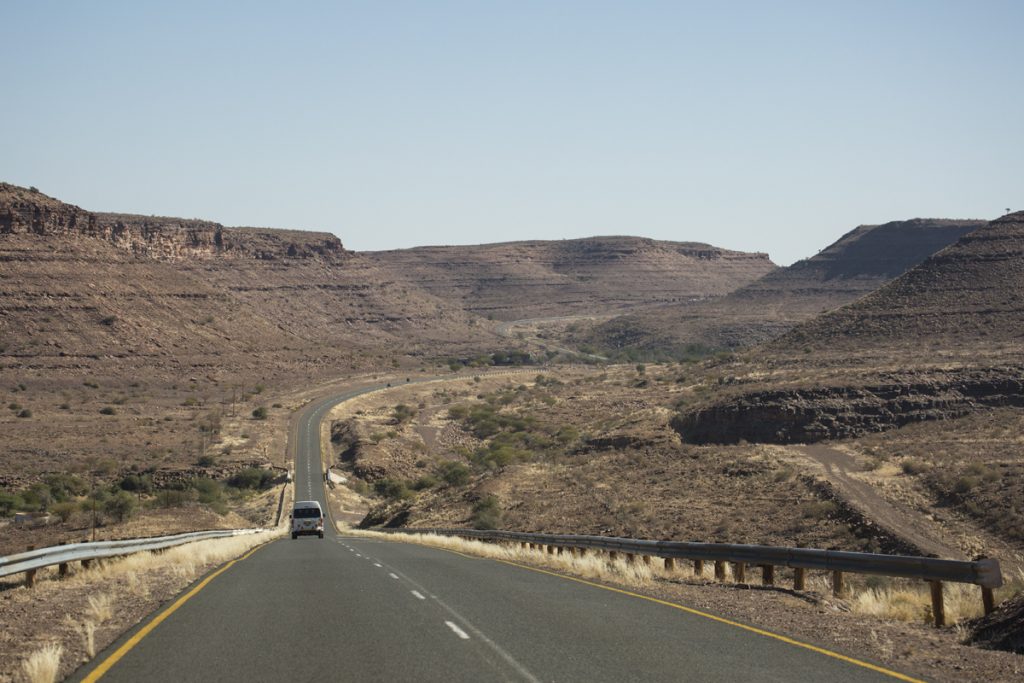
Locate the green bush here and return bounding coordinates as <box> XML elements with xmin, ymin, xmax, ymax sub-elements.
<box><xmin>800</xmin><ymin>501</ymin><xmax>838</xmax><ymax>519</ymax></box>
<box><xmin>45</xmin><ymin>473</ymin><xmax>87</xmax><ymax>501</ymax></box>
<box><xmin>0</xmin><ymin>491</ymin><xmax>26</xmax><ymax>516</ymax></box>
<box><xmin>104</xmin><ymin>491</ymin><xmax>137</xmax><ymax>522</ymax></box>
<box><xmin>392</xmin><ymin>404</ymin><xmax>417</xmax><ymax>424</ymax></box>
<box><xmin>412</xmin><ymin>475</ymin><xmax>438</xmax><ymax>491</ymax></box>
<box><xmin>374</xmin><ymin>478</ymin><xmax>412</xmax><ymax>501</ymax></box>
<box><xmin>901</xmin><ymin>459</ymin><xmax>930</xmax><ymax>475</ymax></box>
<box><xmin>99</xmin><ymin>406</ymin><xmax>116</xmax><ymax>415</ymax></box>
<box><xmin>227</xmin><ymin>467</ymin><xmax>275</xmax><ymax>490</ymax></box>
<box><xmin>437</xmin><ymin>461</ymin><xmax>470</xmax><ymax>486</ymax></box>
<box><xmin>119</xmin><ymin>474</ymin><xmax>153</xmax><ymax>493</ymax></box>
<box><xmin>192</xmin><ymin>477</ymin><xmax>224</xmax><ymax>504</ymax></box>
<box><xmin>153</xmin><ymin>489</ymin><xmax>192</xmax><ymax>508</ymax></box>
<box><xmin>197</xmin><ymin>454</ymin><xmax>217</xmax><ymax>467</ymax></box>
<box><xmin>51</xmin><ymin>501</ymin><xmax>77</xmax><ymax>523</ymax></box>
<box><xmin>471</xmin><ymin>495</ymin><xmax>501</xmax><ymax>530</ymax></box>
<box><xmin>17</xmin><ymin>408</ymin><xmax>32</xmax><ymax>418</ymax></box>
<box><xmin>251</xmin><ymin>406</ymin><xmax>268</xmax><ymax>420</ymax></box>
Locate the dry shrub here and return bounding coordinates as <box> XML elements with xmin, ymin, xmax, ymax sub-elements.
<box><xmin>21</xmin><ymin>643</ymin><xmax>62</xmax><ymax>683</ymax></box>
<box><xmin>78</xmin><ymin>620</ymin><xmax>97</xmax><ymax>658</ymax></box>
<box><xmin>86</xmin><ymin>593</ymin><xmax>113</xmax><ymax>624</ymax></box>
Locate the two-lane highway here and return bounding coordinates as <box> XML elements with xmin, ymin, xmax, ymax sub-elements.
<box><xmin>73</xmin><ymin>380</ymin><xmax>919</xmax><ymax>682</ymax></box>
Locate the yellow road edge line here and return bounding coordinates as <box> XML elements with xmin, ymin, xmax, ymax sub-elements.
<box><xmin>82</xmin><ymin>541</ymin><xmax>273</xmax><ymax>682</ymax></box>
<box><xmin>492</xmin><ymin>558</ymin><xmax>925</xmax><ymax>683</ymax></box>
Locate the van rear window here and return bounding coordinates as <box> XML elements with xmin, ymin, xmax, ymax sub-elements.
<box><xmin>294</xmin><ymin>507</ymin><xmax>321</xmax><ymax>518</ymax></box>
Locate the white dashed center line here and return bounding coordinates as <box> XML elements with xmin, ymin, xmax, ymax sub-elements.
<box><xmin>445</xmin><ymin>621</ymin><xmax>471</xmax><ymax>640</ymax></box>
<box><xmin>374</xmin><ymin>563</ymin><xmax>383</xmax><ymax>568</ymax></box>
<box><xmin>389</xmin><ymin>573</ymin><xmax>399</xmax><ymax>580</ymax></box>
<box><xmin>411</xmin><ymin>590</ymin><xmax>426</xmax><ymax>600</ymax></box>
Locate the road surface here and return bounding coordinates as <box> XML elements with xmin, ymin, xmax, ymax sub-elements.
<box><xmin>72</xmin><ymin>382</ymin><xmax>917</xmax><ymax>682</ymax></box>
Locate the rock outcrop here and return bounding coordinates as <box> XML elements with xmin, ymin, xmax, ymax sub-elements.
<box><xmin>672</xmin><ymin>368</ymin><xmax>1024</xmax><ymax>444</ymax></box>
<box><xmin>1</xmin><ymin>183</ymin><xmax>348</xmax><ymax>262</ymax></box>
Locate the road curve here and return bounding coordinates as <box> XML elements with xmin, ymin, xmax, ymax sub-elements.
<box><xmin>71</xmin><ymin>379</ymin><xmax>917</xmax><ymax>683</ymax></box>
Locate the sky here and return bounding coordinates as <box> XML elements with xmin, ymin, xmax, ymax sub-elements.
<box><xmin>2</xmin><ymin>1</ymin><xmax>1021</xmax><ymax>265</ymax></box>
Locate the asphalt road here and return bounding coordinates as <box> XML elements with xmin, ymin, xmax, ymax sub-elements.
<box><xmin>72</xmin><ymin>381</ymin><xmax>915</xmax><ymax>683</ymax></box>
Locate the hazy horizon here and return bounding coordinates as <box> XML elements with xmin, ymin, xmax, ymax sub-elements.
<box><xmin>2</xmin><ymin>1</ymin><xmax>1020</xmax><ymax>266</ymax></box>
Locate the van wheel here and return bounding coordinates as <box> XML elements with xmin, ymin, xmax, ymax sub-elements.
<box><xmin>291</xmin><ymin>533</ymin><xmax>297</xmax><ymax>540</ymax></box>
<box><xmin>318</xmin><ymin>532</ymin><xmax>324</xmax><ymax>539</ymax></box>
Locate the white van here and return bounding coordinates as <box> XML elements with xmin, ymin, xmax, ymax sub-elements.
<box><xmin>291</xmin><ymin>500</ymin><xmax>324</xmax><ymax>539</ymax></box>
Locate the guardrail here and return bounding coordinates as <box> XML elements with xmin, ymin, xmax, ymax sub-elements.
<box><xmin>381</xmin><ymin>528</ymin><xmax>1002</xmax><ymax>627</ymax></box>
<box><xmin>0</xmin><ymin>528</ymin><xmax>265</xmax><ymax>586</ymax></box>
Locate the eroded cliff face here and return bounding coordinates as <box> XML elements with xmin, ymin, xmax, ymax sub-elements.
<box><xmin>0</xmin><ymin>184</ymin><xmax>348</xmax><ymax>262</ymax></box>
<box><xmin>672</xmin><ymin>368</ymin><xmax>1024</xmax><ymax>444</ymax></box>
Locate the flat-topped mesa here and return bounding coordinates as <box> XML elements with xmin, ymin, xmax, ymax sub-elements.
<box><xmin>0</xmin><ymin>183</ymin><xmax>348</xmax><ymax>262</ymax></box>
<box><xmin>365</xmin><ymin>236</ymin><xmax>776</xmax><ymax>320</ymax></box>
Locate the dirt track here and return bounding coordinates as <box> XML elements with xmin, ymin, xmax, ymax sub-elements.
<box><xmin>797</xmin><ymin>445</ymin><xmax>963</xmax><ymax>559</ymax></box>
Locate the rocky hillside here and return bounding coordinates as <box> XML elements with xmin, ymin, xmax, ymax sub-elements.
<box><xmin>781</xmin><ymin>212</ymin><xmax>1024</xmax><ymax>354</ymax></box>
<box><xmin>364</xmin><ymin>237</ymin><xmax>776</xmax><ymax>321</ymax></box>
<box><xmin>0</xmin><ymin>184</ymin><xmax>495</xmax><ymax>382</ymax></box>
<box><xmin>587</xmin><ymin>219</ymin><xmax>982</xmax><ymax>354</ymax></box>
<box><xmin>1</xmin><ymin>184</ymin><xmax>348</xmax><ymax>262</ymax></box>
<box><xmin>674</xmin><ymin>214</ymin><xmax>1024</xmax><ymax>446</ymax></box>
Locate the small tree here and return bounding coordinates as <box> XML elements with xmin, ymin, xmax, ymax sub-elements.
<box><xmin>105</xmin><ymin>491</ymin><xmax>137</xmax><ymax>523</ymax></box>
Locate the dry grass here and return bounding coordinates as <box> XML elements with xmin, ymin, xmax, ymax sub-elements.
<box><xmin>350</xmin><ymin>528</ymin><xmax>1024</xmax><ymax>630</ymax></box>
<box><xmin>850</xmin><ymin>565</ymin><xmax>1024</xmax><ymax>625</ymax></box>
<box><xmin>1</xmin><ymin>530</ymin><xmax>281</xmax><ymax>682</ymax></box>
<box><xmin>20</xmin><ymin>643</ymin><xmax>62</xmax><ymax>683</ymax></box>
<box><xmin>77</xmin><ymin>620</ymin><xmax>96</xmax><ymax>659</ymax></box>
<box><xmin>60</xmin><ymin>530</ymin><xmax>281</xmax><ymax>588</ymax></box>
<box><xmin>345</xmin><ymin>529</ymin><xmax>740</xmax><ymax>589</ymax></box>
<box><xmin>86</xmin><ymin>593</ymin><xmax>114</xmax><ymax>624</ymax></box>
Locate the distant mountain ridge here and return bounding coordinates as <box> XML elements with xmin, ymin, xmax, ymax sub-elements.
<box><xmin>364</xmin><ymin>237</ymin><xmax>777</xmax><ymax>321</ymax></box>
<box><xmin>585</xmin><ymin>218</ymin><xmax>983</xmax><ymax>355</ymax></box>
<box><xmin>781</xmin><ymin>211</ymin><xmax>1024</xmax><ymax>353</ymax></box>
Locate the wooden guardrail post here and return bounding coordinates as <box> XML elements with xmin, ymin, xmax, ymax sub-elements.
<box><xmin>794</xmin><ymin>567</ymin><xmax>806</xmax><ymax>590</ymax></box>
<box><xmin>609</xmin><ymin>551</ymin><xmax>618</xmax><ymax>561</ymax></box>
<box><xmin>761</xmin><ymin>565</ymin><xmax>774</xmax><ymax>586</ymax></box>
<box><xmin>982</xmin><ymin>586</ymin><xmax>995</xmax><ymax>615</ymax></box>
<box><xmin>664</xmin><ymin>558</ymin><xmax>675</xmax><ymax>571</ymax></box>
<box><xmin>832</xmin><ymin>570</ymin><xmax>844</xmax><ymax>597</ymax></box>
<box><xmin>24</xmin><ymin>545</ymin><xmax>36</xmax><ymax>588</ymax></box>
<box><xmin>714</xmin><ymin>560</ymin><xmax>726</xmax><ymax>581</ymax></box>
<box><xmin>625</xmin><ymin>553</ymin><xmax>635</xmax><ymax>564</ymax></box>
<box><xmin>930</xmin><ymin>581</ymin><xmax>945</xmax><ymax>627</ymax></box>
<box><xmin>734</xmin><ymin>562</ymin><xmax>746</xmax><ymax>583</ymax></box>
<box><xmin>694</xmin><ymin>559</ymin><xmax>704</xmax><ymax>577</ymax></box>
<box><xmin>641</xmin><ymin>555</ymin><xmax>651</xmax><ymax>566</ymax></box>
